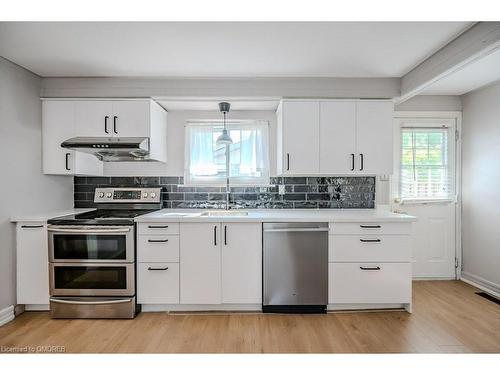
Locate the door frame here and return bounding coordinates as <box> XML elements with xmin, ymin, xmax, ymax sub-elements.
<box><xmin>393</xmin><ymin>111</ymin><xmax>462</xmax><ymax>280</ymax></box>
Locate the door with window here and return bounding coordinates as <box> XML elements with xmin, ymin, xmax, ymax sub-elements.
<box><xmin>392</xmin><ymin>117</ymin><xmax>458</xmax><ymax>279</ymax></box>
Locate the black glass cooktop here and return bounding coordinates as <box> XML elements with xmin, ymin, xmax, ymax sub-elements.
<box><xmin>48</xmin><ymin>209</ymin><xmax>158</xmax><ymax>225</ymax></box>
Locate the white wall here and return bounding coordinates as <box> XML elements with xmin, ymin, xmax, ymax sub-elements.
<box><xmin>461</xmin><ymin>81</ymin><xmax>500</xmax><ymax>293</ymax></box>
<box><xmin>0</xmin><ymin>58</ymin><xmax>73</xmax><ymax>311</ymax></box>
<box><xmin>395</xmin><ymin>95</ymin><xmax>462</xmax><ymax>111</ymax></box>
<box><xmin>104</xmin><ymin>110</ymin><xmax>277</xmax><ymax>177</ymax></box>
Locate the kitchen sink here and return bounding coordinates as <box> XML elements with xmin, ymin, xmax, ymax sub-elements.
<box><xmin>200</xmin><ymin>211</ymin><xmax>249</xmax><ymax>217</ymax></box>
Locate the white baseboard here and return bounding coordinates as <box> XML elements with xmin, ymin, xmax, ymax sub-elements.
<box><xmin>0</xmin><ymin>305</ymin><xmax>15</xmax><ymax>327</ymax></box>
<box><xmin>461</xmin><ymin>272</ymin><xmax>500</xmax><ymax>298</ymax></box>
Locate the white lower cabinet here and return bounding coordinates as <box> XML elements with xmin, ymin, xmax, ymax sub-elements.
<box><xmin>137</xmin><ymin>263</ymin><xmax>179</xmax><ymax>304</ymax></box>
<box><xmin>221</xmin><ymin>223</ymin><xmax>262</xmax><ymax>304</ymax></box>
<box><xmin>180</xmin><ymin>223</ymin><xmax>222</xmax><ymax>304</ymax></box>
<box><xmin>329</xmin><ymin>263</ymin><xmax>411</xmax><ymax>304</ymax></box>
<box><xmin>328</xmin><ymin>221</ymin><xmax>412</xmax><ymax>311</ymax></box>
<box><xmin>16</xmin><ymin>222</ymin><xmax>50</xmax><ymax>305</ymax></box>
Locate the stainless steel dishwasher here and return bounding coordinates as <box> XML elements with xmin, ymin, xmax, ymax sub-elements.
<box><xmin>263</xmin><ymin>222</ymin><xmax>329</xmax><ymax>313</ymax></box>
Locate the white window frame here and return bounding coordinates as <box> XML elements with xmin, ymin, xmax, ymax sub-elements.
<box><xmin>184</xmin><ymin>119</ymin><xmax>270</xmax><ymax>186</ymax></box>
<box><xmin>392</xmin><ymin>117</ymin><xmax>457</xmax><ymax>205</ymax></box>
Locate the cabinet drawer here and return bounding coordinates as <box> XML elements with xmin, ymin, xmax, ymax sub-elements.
<box><xmin>138</xmin><ymin>222</ymin><xmax>179</xmax><ymax>235</ymax></box>
<box><xmin>330</xmin><ymin>222</ymin><xmax>411</xmax><ymax>235</ymax></box>
<box><xmin>329</xmin><ymin>235</ymin><xmax>411</xmax><ymax>262</ymax></box>
<box><xmin>137</xmin><ymin>263</ymin><xmax>179</xmax><ymax>304</ymax></box>
<box><xmin>328</xmin><ymin>263</ymin><xmax>411</xmax><ymax>304</ymax></box>
<box><xmin>137</xmin><ymin>235</ymin><xmax>179</xmax><ymax>263</ymax></box>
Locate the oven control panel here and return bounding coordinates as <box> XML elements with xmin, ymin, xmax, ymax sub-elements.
<box><xmin>94</xmin><ymin>188</ymin><xmax>162</xmax><ymax>203</ymax></box>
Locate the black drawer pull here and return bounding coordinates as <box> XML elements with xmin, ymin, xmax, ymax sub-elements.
<box><xmin>148</xmin><ymin>225</ymin><xmax>169</xmax><ymax>229</ymax></box>
<box><xmin>147</xmin><ymin>267</ymin><xmax>169</xmax><ymax>271</ymax></box>
<box><xmin>21</xmin><ymin>225</ymin><xmax>43</xmax><ymax>229</ymax></box>
<box><xmin>360</xmin><ymin>239</ymin><xmax>381</xmax><ymax>243</ymax></box>
<box><xmin>360</xmin><ymin>266</ymin><xmax>381</xmax><ymax>271</ymax></box>
<box><xmin>148</xmin><ymin>239</ymin><xmax>168</xmax><ymax>243</ymax></box>
<box><xmin>360</xmin><ymin>225</ymin><xmax>381</xmax><ymax>229</ymax></box>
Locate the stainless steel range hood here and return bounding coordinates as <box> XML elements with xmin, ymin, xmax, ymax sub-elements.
<box><xmin>61</xmin><ymin>137</ymin><xmax>154</xmax><ymax>162</ymax></box>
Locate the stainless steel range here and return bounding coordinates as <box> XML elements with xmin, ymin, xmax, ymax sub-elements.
<box><xmin>47</xmin><ymin>187</ymin><xmax>162</xmax><ymax>319</ymax></box>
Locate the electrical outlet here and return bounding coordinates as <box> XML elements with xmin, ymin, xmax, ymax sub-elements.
<box><xmin>278</xmin><ymin>185</ymin><xmax>285</xmax><ymax>195</ymax></box>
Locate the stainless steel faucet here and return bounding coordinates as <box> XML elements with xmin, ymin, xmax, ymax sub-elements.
<box><xmin>225</xmin><ymin>144</ymin><xmax>231</xmax><ymax>210</ymax></box>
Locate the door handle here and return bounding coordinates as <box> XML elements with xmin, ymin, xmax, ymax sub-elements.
<box><xmin>148</xmin><ymin>225</ymin><xmax>168</xmax><ymax>229</ymax></box>
<box><xmin>360</xmin><ymin>239</ymin><xmax>381</xmax><ymax>243</ymax></box>
<box><xmin>360</xmin><ymin>266</ymin><xmax>381</xmax><ymax>271</ymax></box>
<box><xmin>286</xmin><ymin>153</ymin><xmax>290</xmax><ymax>171</ymax></box>
<box><xmin>148</xmin><ymin>239</ymin><xmax>168</xmax><ymax>243</ymax></box>
<box><xmin>350</xmin><ymin>153</ymin><xmax>355</xmax><ymax>171</ymax></box>
<box><xmin>359</xmin><ymin>153</ymin><xmax>364</xmax><ymax>171</ymax></box>
<box><xmin>224</xmin><ymin>225</ymin><xmax>227</xmax><ymax>245</ymax></box>
<box><xmin>360</xmin><ymin>225</ymin><xmax>381</xmax><ymax>229</ymax></box>
<box><xmin>214</xmin><ymin>225</ymin><xmax>217</xmax><ymax>246</ymax></box>
<box><xmin>104</xmin><ymin>116</ymin><xmax>109</xmax><ymax>134</ymax></box>
<box><xmin>147</xmin><ymin>267</ymin><xmax>169</xmax><ymax>271</ymax></box>
<box><xmin>21</xmin><ymin>225</ymin><xmax>44</xmax><ymax>229</ymax></box>
<box><xmin>113</xmin><ymin>116</ymin><xmax>118</xmax><ymax>134</ymax></box>
<box><xmin>65</xmin><ymin>153</ymin><xmax>71</xmax><ymax>171</ymax></box>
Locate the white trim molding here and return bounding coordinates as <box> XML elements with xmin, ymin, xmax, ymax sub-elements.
<box><xmin>0</xmin><ymin>305</ymin><xmax>15</xmax><ymax>327</ymax></box>
<box><xmin>461</xmin><ymin>272</ymin><xmax>500</xmax><ymax>298</ymax></box>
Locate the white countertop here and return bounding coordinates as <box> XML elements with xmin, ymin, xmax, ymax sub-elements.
<box><xmin>135</xmin><ymin>208</ymin><xmax>416</xmax><ymax>223</ymax></box>
<box><xmin>10</xmin><ymin>208</ymin><xmax>95</xmax><ymax>223</ymax></box>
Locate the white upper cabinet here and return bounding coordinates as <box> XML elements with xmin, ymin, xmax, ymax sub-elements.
<box><xmin>277</xmin><ymin>99</ymin><xmax>393</xmax><ymax>176</ymax></box>
<box><xmin>319</xmin><ymin>101</ymin><xmax>357</xmax><ymax>174</ymax></box>
<box><xmin>110</xmin><ymin>100</ymin><xmax>151</xmax><ymax>137</ymax></box>
<box><xmin>355</xmin><ymin>101</ymin><xmax>394</xmax><ymax>175</ymax></box>
<box><xmin>277</xmin><ymin>101</ymin><xmax>320</xmax><ymax>175</ymax></box>
<box><xmin>74</xmin><ymin>101</ymin><xmax>112</xmax><ymax>137</ymax></box>
<box><xmin>42</xmin><ymin>100</ymin><xmax>103</xmax><ymax>175</ymax></box>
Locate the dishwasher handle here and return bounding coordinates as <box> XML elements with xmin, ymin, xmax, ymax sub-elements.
<box><xmin>263</xmin><ymin>227</ymin><xmax>329</xmax><ymax>233</ymax></box>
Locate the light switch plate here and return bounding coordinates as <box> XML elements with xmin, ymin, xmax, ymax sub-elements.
<box><xmin>278</xmin><ymin>185</ymin><xmax>285</xmax><ymax>195</ymax></box>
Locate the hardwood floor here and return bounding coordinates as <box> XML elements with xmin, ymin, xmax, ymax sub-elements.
<box><xmin>1</xmin><ymin>281</ymin><xmax>499</xmax><ymax>353</ymax></box>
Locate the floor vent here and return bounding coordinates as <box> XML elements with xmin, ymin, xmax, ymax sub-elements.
<box><xmin>476</xmin><ymin>292</ymin><xmax>500</xmax><ymax>305</ymax></box>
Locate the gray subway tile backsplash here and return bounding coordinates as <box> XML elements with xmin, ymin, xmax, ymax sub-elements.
<box><xmin>73</xmin><ymin>176</ymin><xmax>375</xmax><ymax>209</ymax></box>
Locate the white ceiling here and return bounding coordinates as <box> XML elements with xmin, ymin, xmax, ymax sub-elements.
<box><xmin>420</xmin><ymin>47</ymin><xmax>500</xmax><ymax>95</ymax></box>
<box><xmin>157</xmin><ymin>98</ymin><xmax>280</xmax><ymax>111</ymax></box>
<box><xmin>0</xmin><ymin>22</ymin><xmax>471</xmax><ymax>78</ymax></box>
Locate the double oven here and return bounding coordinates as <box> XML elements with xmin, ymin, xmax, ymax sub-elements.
<box><xmin>47</xmin><ymin>187</ymin><xmax>161</xmax><ymax>319</ymax></box>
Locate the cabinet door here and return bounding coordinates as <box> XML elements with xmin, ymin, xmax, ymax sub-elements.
<box><xmin>319</xmin><ymin>101</ymin><xmax>356</xmax><ymax>174</ymax></box>
<box><xmin>221</xmin><ymin>223</ymin><xmax>262</xmax><ymax>304</ymax></box>
<box><xmin>111</xmin><ymin>100</ymin><xmax>150</xmax><ymax>137</ymax></box>
<box><xmin>180</xmin><ymin>223</ymin><xmax>221</xmax><ymax>304</ymax></box>
<box><xmin>42</xmin><ymin>101</ymin><xmax>75</xmax><ymax>175</ymax></box>
<box><xmin>75</xmin><ymin>101</ymin><xmax>113</xmax><ymax>137</ymax></box>
<box><xmin>16</xmin><ymin>223</ymin><xmax>49</xmax><ymax>305</ymax></box>
<box><xmin>355</xmin><ymin>101</ymin><xmax>394</xmax><ymax>175</ymax></box>
<box><xmin>282</xmin><ymin>101</ymin><xmax>320</xmax><ymax>174</ymax></box>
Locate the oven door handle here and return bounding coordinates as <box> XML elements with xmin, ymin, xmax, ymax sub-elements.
<box><xmin>47</xmin><ymin>227</ymin><xmax>131</xmax><ymax>234</ymax></box>
<box><xmin>49</xmin><ymin>298</ymin><xmax>133</xmax><ymax>305</ymax></box>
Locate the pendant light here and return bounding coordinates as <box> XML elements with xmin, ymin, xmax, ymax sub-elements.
<box><xmin>216</xmin><ymin>102</ymin><xmax>233</xmax><ymax>145</ymax></box>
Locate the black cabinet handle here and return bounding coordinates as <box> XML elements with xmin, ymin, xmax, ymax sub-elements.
<box><xmin>148</xmin><ymin>225</ymin><xmax>168</xmax><ymax>229</ymax></box>
<box><xmin>65</xmin><ymin>153</ymin><xmax>71</xmax><ymax>171</ymax></box>
<box><xmin>360</xmin><ymin>266</ymin><xmax>381</xmax><ymax>271</ymax></box>
<box><xmin>113</xmin><ymin>116</ymin><xmax>118</xmax><ymax>134</ymax></box>
<box><xmin>148</xmin><ymin>239</ymin><xmax>168</xmax><ymax>243</ymax></box>
<box><xmin>147</xmin><ymin>267</ymin><xmax>169</xmax><ymax>271</ymax></box>
<box><xmin>224</xmin><ymin>225</ymin><xmax>227</xmax><ymax>245</ymax></box>
<box><xmin>286</xmin><ymin>153</ymin><xmax>290</xmax><ymax>171</ymax></box>
<box><xmin>350</xmin><ymin>153</ymin><xmax>355</xmax><ymax>171</ymax></box>
<box><xmin>360</xmin><ymin>239</ymin><xmax>381</xmax><ymax>243</ymax></box>
<box><xmin>360</xmin><ymin>225</ymin><xmax>381</xmax><ymax>229</ymax></box>
<box><xmin>104</xmin><ymin>116</ymin><xmax>109</xmax><ymax>134</ymax></box>
<box><xmin>214</xmin><ymin>225</ymin><xmax>217</xmax><ymax>246</ymax></box>
<box><xmin>21</xmin><ymin>225</ymin><xmax>43</xmax><ymax>229</ymax></box>
<box><xmin>360</xmin><ymin>153</ymin><xmax>364</xmax><ymax>171</ymax></box>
